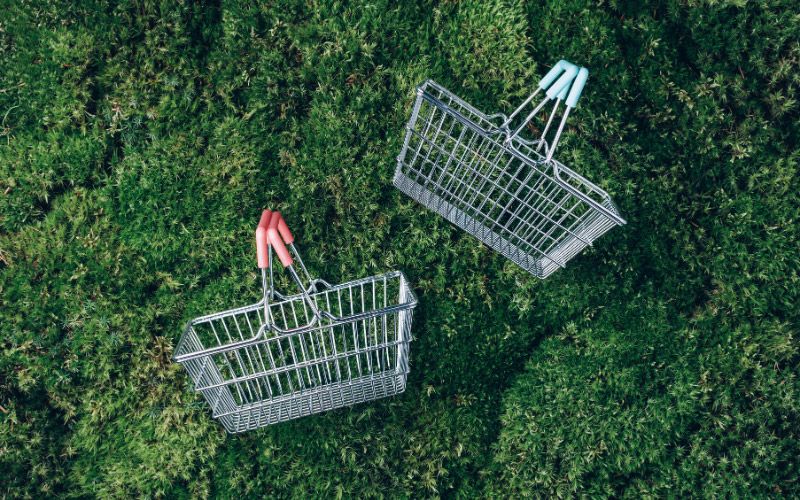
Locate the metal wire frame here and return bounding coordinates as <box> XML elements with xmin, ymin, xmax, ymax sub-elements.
<box><xmin>394</xmin><ymin>80</ymin><xmax>625</xmax><ymax>278</ymax></box>
<box><xmin>175</xmin><ymin>269</ymin><xmax>417</xmax><ymax>433</ymax></box>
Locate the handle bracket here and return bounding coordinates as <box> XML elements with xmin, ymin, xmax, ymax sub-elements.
<box><xmin>504</xmin><ymin>60</ymin><xmax>579</xmax><ymax>142</ymax></box>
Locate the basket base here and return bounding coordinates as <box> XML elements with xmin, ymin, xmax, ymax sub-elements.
<box><xmin>394</xmin><ymin>171</ymin><xmax>565</xmax><ymax>278</ymax></box>
<box><xmin>216</xmin><ymin>372</ymin><xmax>407</xmax><ymax>433</ymax></box>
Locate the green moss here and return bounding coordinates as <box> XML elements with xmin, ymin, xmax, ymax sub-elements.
<box><xmin>1</xmin><ymin>0</ymin><xmax>798</xmax><ymax>497</ymax></box>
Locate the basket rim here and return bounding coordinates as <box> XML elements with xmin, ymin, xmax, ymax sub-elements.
<box><xmin>174</xmin><ymin>270</ymin><xmax>417</xmax><ymax>362</ymax></box>
<box><xmin>412</xmin><ymin>79</ymin><xmax>625</xmax><ymax>225</ymax></box>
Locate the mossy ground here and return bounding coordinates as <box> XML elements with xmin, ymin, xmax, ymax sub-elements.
<box><xmin>1</xmin><ymin>0</ymin><xmax>798</xmax><ymax>497</ymax></box>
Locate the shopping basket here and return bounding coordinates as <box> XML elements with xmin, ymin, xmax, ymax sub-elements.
<box><xmin>174</xmin><ymin>210</ymin><xmax>418</xmax><ymax>433</ymax></box>
<box><xmin>394</xmin><ymin>60</ymin><xmax>625</xmax><ymax>278</ymax></box>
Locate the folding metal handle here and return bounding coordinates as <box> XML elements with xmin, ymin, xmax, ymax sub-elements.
<box><xmin>503</xmin><ymin>61</ymin><xmax>576</xmax><ymax>130</ymax></box>
<box><xmin>540</xmin><ymin>66</ymin><xmax>589</xmax><ymax>161</ymax></box>
<box><xmin>256</xmin><ymin>209</ymin><xmax>327</xmax><ymax>334</ymax></box>
<box><xmin>504</xmin><ymin>61</ymin><xmax>579</xmax><ymax>142</ymax></box>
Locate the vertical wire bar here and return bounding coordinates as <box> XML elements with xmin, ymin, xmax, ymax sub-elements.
<box><xmin>349</xmin><ymin>286</ymin><xmax>362</xmax><ymax>378</ymax></box>
<box><xmin>315</xmin><ymin>296</ymin><xmax>334</xmax><ymax>384</ymax></box>
<box><xmin>283</xmin><ymin>302</ymin><xmax>308</xmax><ymax>390</ymax></box>
<box><xmin>537</xmin><ymin>192</ymin><xmax>590</xmax><ymax>257</ymax></box>
<box><xmin>374</xmin><ymin>281</ymin><xmax>385</xmax><ymax>374</ymax></box>
<box><xmin>339</xmin><ymin>288</ymin><xmax>353</xmax><ymax>383</ymax></box>
<box><xmin>360</xmin><ymin>282</ymin><xmax>372</xmax><ymax>375</ymax></box>
<box><xmin>516</xmin><ymin>182</ymin><xmax>583</xmax><ymax>255</ymax></box>
<box><xmin>209</xmin><ymin>321</ymin><xmax>247</xmax><ymax>403</ymax></box>
<box><xmin>497</xmin><ymin>177</ymin><xmax>561</xmax><ymax>245</ymax></box>
<box><xmin>499</xmin><ymin>184</ymin><xmax>569</xmax><ymax>258</ymax></box>
<box><xmin>436</xmin><ymin>127</ymin><xmax>487</xmax><ymax>206</ymax></box>
<box><xmin>256</xmin><ymin>307</ymin><xmax>284</xmax><ymax>395</ymax></box>
<box><xmin>423</xmin><ymin>114</ymin><xmax>462</xmax><ymax>189</ymax></box>
<box><xmin>506</xmin><ymin>171</ymin><xmax>553</xmax><ymax>255</ymax></box>
<box><xmin>371</xmin><ymin>279</ymin><xmax>381</xmax><ymax>373</ymax></box>
<box><xmin>325</xmin><ymin>292</ymin><xmax>342</xmax><ymax>383</ymax></box>
<box><xmin>416</xmin><ymin>108</ymin><xmax>451</xmax><ymax>183</ymax></box>
<box><xmin>231</xmin><ymin>314</ymin><xmax>267</xmax><ymax>400</ymax></box>
<box><xmin>397</xmin><ymin>92</ymin><xmax>426</xmax><ymax>169</ymax></box>
<box><xmin>407</xmin><ymin>103</ymin><xmax>442</xmax><ymax>182</ymax></box>
<box><xmin>511</xmin><ymin>175</ymin><xmax>560</xmax><ymax>247</ymax></box>
<box><xmin>293</xmin><ymin>296</ymin><xmax>322</xmax><ymax>386</ymax></box>
<box><xmin>275</xmin><ymin>303</ymin><xmax>296</xmax><ymax>393</ymax></box>
<box><xmin>242</xmin><ymin>312</ymin><xmax>273</xmax><ymax>398</ymax></box>
<box><xmin>470</xmin><ymin>148</ymin><xmax>520</xmax><ymax>221</ymax></box>
<box><xmin>224</xmin><ymin>316</ymin><xmax>262</xmax><ymax>401</ymax></box>
<box><xmin>382</xmin><ymin>276</ymin><xmax>391</xmax><ymax>371</ymax></box>
<box><xmin>441</xmin><ymin>131</ymin><xmax>506</xmax><ymax>221</ymax></box>
<box><xmin>454</xmin><ymin>140</ymin><xmax>511</xmax><ymax>226</ymax></box>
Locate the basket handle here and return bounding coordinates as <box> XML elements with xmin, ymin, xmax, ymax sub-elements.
<box><xmin>541</xmin><ymin>67</ymin><xmax>589</xmax><ymax>162</ymax></box>
<box><xmin>258</xmin><ymin>210</ymin><xmax>322</xmax><ymax>333</ymax></box>
<box><xmin>565</xmin><ymin>67</ymin><xmax>588</xmax><ymax>109</ymax></box>
<box><xmin>543</xmin><ymin>60</ymin><xmax>579</xmax><ymax>99</ymax></box>
<box><xmin>267</xmin><ymin>211</ymin><xmax>294</xmax><ymax>267</ymax></box>
<box><xmin>256</xmin><ymin>209</ymin><xmax>273</xmax><ymax>269</ymax></box>
<box><xmin>504</xmin><ymin>61</ymin><xmax>579</xmax><ymax>140</ymax></box>
<box><xmin>509</xmin><ymin>61</ymin><xmax>577</xmax><ymax>116</ymax></box>
<box><xmin>256</xmin><ymin>209</ymin><xmax>297</xmax><ymax>269</ymax></box>
<box><xmin>543</xmin><ymin>60</ymin><xmax>588</xmax><ymax>107</ymax></box>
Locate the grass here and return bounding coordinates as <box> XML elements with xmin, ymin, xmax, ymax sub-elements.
<box><xmin>1</xmin><ymin>0</ymin><xmax>798</xmax><ymax>497</ymax></box>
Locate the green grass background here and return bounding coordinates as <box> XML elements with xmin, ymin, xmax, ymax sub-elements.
<box><xmin>1</xmin><ymin>0</ymin><xmax>798</xmax><ymax>497</ymax></box>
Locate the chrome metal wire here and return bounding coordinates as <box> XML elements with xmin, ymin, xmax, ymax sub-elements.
<box><xmin>175</xmin><ymin>246</ymin><xmax>417</xmax><ymax>433</ymax></box>
<box><xmin>395</xmin><ymin>80</ymin><xmax>624</xmax><ymax>278</ymax></box>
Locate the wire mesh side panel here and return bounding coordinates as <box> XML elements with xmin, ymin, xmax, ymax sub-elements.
<box><xmin>175</xmin><ymin>327</ymin><xmax>241</xmax><ymax>419</ymax></box>
<box><xmin>395</xmin><ymin>81</ymin><xmax>622</xmax><ymax>278</ymax></box>
<box><xmin>512</xmin><ymin>140</ymin><xmax>622</xmax><ymax>278</ymax></box>
<box><xmin>175</xmin><ymin>272</ymin><xmax>414</xmax><ymax>433</ymax></box>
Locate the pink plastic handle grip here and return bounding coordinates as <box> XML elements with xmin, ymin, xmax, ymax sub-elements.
<box><xmin>255</xmin><ymin>209</ymin><xmax>272</xmax><ymax>269</ymax></box>
<box><xmin>268</xmin><ymin>211</ymin><xmax>294</xmax><ymax>267</ymax></box>
<box><xmin>277</xmin><ymin>217</ymin><xmax>294</xmax><ymax>244</ymax></box>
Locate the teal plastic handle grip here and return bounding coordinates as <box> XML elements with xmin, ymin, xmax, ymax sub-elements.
<box><xmin>556</xmin><ymin>79</ymin><xmax>570</xmax><ymax>100</ymax></box>
<box><xmin>566</xmin><ymin>67</ymin><xmax>589</xmax><ymax>108</ymax></box>
<box><xmin>538</xmin><ymin>60</ymin><xmax>580</xmax><ymax>92</ymax></box>
<box><xmin>546</xmin><ymin>64</ymin><xmax>578</xmax><ymax>99</ymax></box>
<box><xmin>560</xmin><ymin>60</ymin><xmax>579</xmax><ymax>72</ymax></box>
<box><xmin>538</xmin><ymin>60</ymin><xmax>567</xmax><ymax>90</ymax></box>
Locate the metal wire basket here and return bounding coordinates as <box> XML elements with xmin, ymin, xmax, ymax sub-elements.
<box><xmin>174</xmin><ymin>210</ymin><xmax>417</xmax><ymax>433</ymax></box>
<box><xmin>394</xmin><ymin>60</ymin><xmax>625</xmax><ymax>278</ymax></box>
